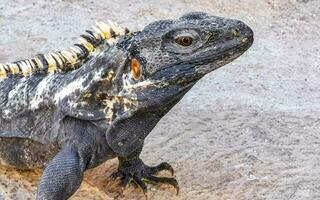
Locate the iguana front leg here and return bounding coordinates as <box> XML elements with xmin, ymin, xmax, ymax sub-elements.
<box><xmin>111</xmin><ymin>147</ymin><xmax>179</xmax><ymax>195</ymax></box>
<box><xmin>37</xmin><ymin>144</ymin><xmax>90</xmax><ymax>200</ymax></box>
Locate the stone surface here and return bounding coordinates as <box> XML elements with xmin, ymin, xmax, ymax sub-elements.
<box><xmin>0</xmin><ymin>0</ymin><xmax>320</xmax><ymax>199</ymax></box>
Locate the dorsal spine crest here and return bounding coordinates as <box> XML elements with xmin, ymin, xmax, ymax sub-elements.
<box><xmin>0</xmin><ymin>20</ymin><xmax>129</xmax><ymax>78</ymax></box>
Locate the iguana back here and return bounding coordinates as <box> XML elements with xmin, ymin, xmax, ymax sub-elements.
<box><xmin>0</xmin><ymin>20</ymin><xmax>128</xmax><ymax>78</ymax></box>
<box><xmin>0</xmin><ymin>20</ymin><xmax>128</xmax><ymax>144</ymax></box>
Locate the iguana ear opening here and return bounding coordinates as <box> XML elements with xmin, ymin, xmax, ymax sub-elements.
<box><xmin>131</xmin><ymin>58</ymin><xmax>142</xmax><ymax>80</ymax></box>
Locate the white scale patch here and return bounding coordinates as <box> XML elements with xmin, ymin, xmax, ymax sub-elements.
<box><xmin>2</xmin><ymin>109</ymin><xmax>11</xmax><ymax>117</ymax></box>
<box><xmin>87</xmin><ymin>113</ymin><xmax>94</xmax><ymax>117</ymax></box>
<box><xmin>102</xmin><ymin>73</ymin><xmax>163</xmax><ymax>122</ymax></box>
<box><xmin>7</xmin><ymin>78</ymin><xmax>29</xmax><ymax>106</ymax></box>
<box><xmin>122</xmin><ymin>73</ymin><xmax>160</xmax><ymax>90</ymax></box>
<box><xmin>29</xmin><ymin>75</ymin><xmax>55</xmax><ymax>110</ymax></box>
<box><xmin>51</xmin><ymin>72</ymin><xmax>108</xmax><ymax>118</ymax></box>
<box><xmin>54</xmin><ymin>76</ymin><xmax>87</xmax><ymax>103</ymax></box>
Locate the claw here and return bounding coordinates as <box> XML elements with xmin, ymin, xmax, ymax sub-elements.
<box><xmin>149</xmin><ymin>162</ymin><xmax>175</xmax><ymax>176</ymax></box>
<box><xmin>122</xmin><ymin>175</ymin><xmax>132</xmax><ymax>188</ymax></box>
<box><xmin>146</xmin><ymin>175</ymin><xmax>179</xmax><ymax>195</ymax></box>
<box><xmin>132</xmin><ymin>175</ymin><xmax>148</xmax><ymax>199</ymax></box>
<box><xmin>111</xmin><ymin>158</ymin><xmax>179</xmax><ymax>196</ymax></box>
<box><xmin>111</xmin><ymin>171</ymin><xmax>123</xmax><ymax>180</ymax></box>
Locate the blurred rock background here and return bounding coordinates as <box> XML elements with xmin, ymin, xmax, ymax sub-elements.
<box><xmin>0</xmin><ymin>0</ymin><xmax>320</xmax><ymax>199</ymax></box>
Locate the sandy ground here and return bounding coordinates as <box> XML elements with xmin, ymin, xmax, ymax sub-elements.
<box><xmin>0</xmin><ymin>0</ymin><xmax>320</xmax><ymax>199</ymax></box>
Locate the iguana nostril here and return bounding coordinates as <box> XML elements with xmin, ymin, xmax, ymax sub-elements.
<box><xmin>232</xmin><ymin>28</ymin><xmax>241</xmax><ymax>37</ymax></box>
<box><xmin>242</xmin><ymin>37</ymin><xmax>249</xmax><ymax>43</ymax></box>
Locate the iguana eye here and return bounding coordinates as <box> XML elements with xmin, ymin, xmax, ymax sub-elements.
<box><xmin>175</xmin><ymin>36</ymin><xmax>193</xmax><ymax>46</ymax></box>
<box><xmin>131</xmin><ymin>58</ymin><xmax>142</xmax><ymax>80</ymax></box>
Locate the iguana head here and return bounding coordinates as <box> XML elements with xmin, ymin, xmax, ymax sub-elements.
<box><xmin>77</xmin><ymin>12</ymin><xmax>253</xmax><ymax>123</ymax></box>
<box><xmin>109</xmin><ymin>12</ymin><xmax>253</xmax><ymax>115</ymax></box>
<box><xmin>99</xmin><ymin>12</ymin><xmax>254</xmax><ymax>155</ymax></box>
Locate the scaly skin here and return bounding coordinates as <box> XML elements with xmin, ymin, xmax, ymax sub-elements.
<box><xmin>0</xmin><ymin>12</ymin><xmax>253</xmax><ymax>199</ymax></box>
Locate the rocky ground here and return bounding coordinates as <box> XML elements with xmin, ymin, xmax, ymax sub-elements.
<box><xmin>0</xmin><ymin>0</ymin><xmax>320</xmax><ymax>199</ymax></box>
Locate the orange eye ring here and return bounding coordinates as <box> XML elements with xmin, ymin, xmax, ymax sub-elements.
<box><xmin>131</xmin><ymin>58</ymin><xmax>142</xmax><ymax>80</ymax></box>
<box><xmin>176</xmin><ymin>36</ymin><xmax>193</xmax><ymax>46</ymax></box>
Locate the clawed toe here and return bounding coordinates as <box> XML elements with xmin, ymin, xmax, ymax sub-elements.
<box><xmin>132</xmin><ymin>175</ymin><xmax>148</xmax><ymax>194</ymax></box>
<box><xmin>145</xmin><ymin>175</ymin><xmax>179</xmax><ymax>194</ymax></box>
<box><xmin>111</xmin><ymin>158</ymin><xmax>179</xmax><ymax>196</ymax></box>
<box><xmin>111</xmin><ymin>171</ymin><xmax>123</xmax><ymax>180</ymax></box>
<box><xmin>148</xmin><ymin>162</ymin><xmax>174</xmax><ymax>176</ymax></box>
<box><xmin>122</xmin><ymin>174</ymin><xmax>132</xmax><ymax>188</ymax></box>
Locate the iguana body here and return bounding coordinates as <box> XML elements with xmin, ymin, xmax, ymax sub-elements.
<box><xmin>0</xmin><ymin>12</ymin><xmax>253</xmax><ymax>199</ymax></box>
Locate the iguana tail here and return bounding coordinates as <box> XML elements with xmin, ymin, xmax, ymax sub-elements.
<box><xmin>0</xmin><ymin>20</ymin><xmax>129</xmax><ymax>78</ymax></box>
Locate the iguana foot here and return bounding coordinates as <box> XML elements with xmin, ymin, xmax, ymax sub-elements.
<box><xmin>111</xmin><ymin>157</ymin><xmax>179</xmax><ymax>195</ymax></box>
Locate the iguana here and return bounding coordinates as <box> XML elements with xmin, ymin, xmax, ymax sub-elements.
<box><xmin>0</xmin><ymin>12</ymin><xmax>253</xmax><ymax>200</ymax></box>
